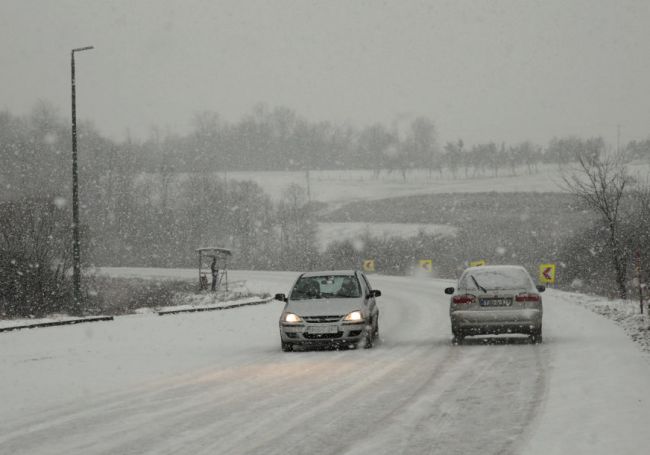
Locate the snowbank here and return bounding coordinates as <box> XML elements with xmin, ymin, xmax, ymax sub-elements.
<box><xmin>552</xmin><ymin>290</ymin><xmax>650</xmax><ymax>353</ymax></box>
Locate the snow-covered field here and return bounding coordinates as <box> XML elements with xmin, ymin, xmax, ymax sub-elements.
<box><xmin>223</xmin><ymin>162</ymin><xmax>650</xmax><ymax>205</ymax></box>
<box><xmin>226</xmin><ymin>166</ymin><xmax>567</xmax><ymax>204</ymax></box>
<box><xmin>2</xmin><ymin>269</ymin><xmax>650</xmax><ymax>455</ymax></box>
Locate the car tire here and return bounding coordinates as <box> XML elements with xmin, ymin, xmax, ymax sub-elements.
<box><xmin>530</xmin><ymin>328</ymin><xmax>543</xmax><ymax>344</ymax></box>
<box><xmin>372</xmin><ymin>318</ymin><xmax>379</xmax><ymax>339</ymax></box>
<box><xmin>362</xmin><ymin>326</ymin><xmax>374</xmax><ymax>349</ymax></box>
<box><xmin>452</xmin><ymin>330</ymin><xmax>464</xmax><ymax>345</ymax></box>
<box><xmin>281</xmin><ymin>342</ymin><xmax>293</xmax><ymax>352</ymax></box>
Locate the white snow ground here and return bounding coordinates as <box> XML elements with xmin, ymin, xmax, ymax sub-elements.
<box><xmin>1</xmin><ymin>269</ymin><xmax>650</xmax><ymax>455</ymax></box>
<box><xmin>222</xmin><ymin>166</ymin><xmax>568</xmax><ymax>205</ymax></box>
<box><xmin>219</xmin><ymin>162</ymin><xmax>650</xmax><ymax>204</ymax></box>
<box><xmin>558</xmin><ymin>291</ymin><xmax>650</xmax><ymax>353</ymax></box>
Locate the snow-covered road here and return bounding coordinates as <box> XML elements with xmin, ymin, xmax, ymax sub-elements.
<box><xmin>1</xmin><ymin>270</ymin><xmax>649</xmax><ymax>454</ymax></box>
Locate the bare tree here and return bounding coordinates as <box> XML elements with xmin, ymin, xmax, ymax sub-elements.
<box><xmin>277</xmin><ymin>184</ymin><xmax>318</xmax><ymax>270</ymax></box>
<box><xmin>563</xmin><ymin>152</ymin><xmax>632</xmax><ymax>298</ymax></box>
<box><xmin>0</xmin><ymin>198</ymin><xmax>73</xmax><ymax>316</ymax></box>
<box><xmin>410</xmin><ymin>117</ymin><xmax>439</xmax><ymax>178</ymax></box>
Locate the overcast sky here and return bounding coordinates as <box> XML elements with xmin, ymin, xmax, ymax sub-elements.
<box><xmin>1</xmin><ymin>0</ymin><xmax>649</xmax><ymax>146</ymax></box>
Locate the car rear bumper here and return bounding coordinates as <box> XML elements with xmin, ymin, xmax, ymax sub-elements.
<box><xmin>280</xmin><ymin>322</ymin><xmax>367</xmax><ymax>346</ymax></box>
<box><xmin>450</xmin><ymin>309</ymin><xmax>542</xmax><ymax>334</ymax></box>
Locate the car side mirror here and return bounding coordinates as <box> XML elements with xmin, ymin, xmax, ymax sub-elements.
<box><xmin>369</xmin><ymin>289</ymin><xmax>381</xmax><ymax>298</ymax></box>
<box><xmin>274</xmin><ymin>293</ymin><xmax>287</xmax><ymax>302</ymax></box>
<box><xmin>536</xmin><ymin>285</ymin><xmax>546</xmax><ymax>293</ymax></box>
<box><xmin>444</xmin><ymin>287</ymin><xmax>455</xmax><ymax>295</ymax></box>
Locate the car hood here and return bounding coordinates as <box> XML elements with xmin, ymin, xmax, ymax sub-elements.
<box><xmin>285</xmin><ymin>297</ymin><xmax>365</xmax><ymax>317</ymax></box>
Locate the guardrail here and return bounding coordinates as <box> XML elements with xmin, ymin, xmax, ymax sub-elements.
<box><xmin>0</xmin><ymin>316</ymin><xmax>114</xmax><ymax>333</ymax></box>
<box><xmin>157</xmin><ymin>298</ymin><xmax>275</xmax><ymax>316</ymax></box>
<box><xmin>1</xmin><ymin>298</ymin><xmax>278</xmax><ymax>331</ymax></box>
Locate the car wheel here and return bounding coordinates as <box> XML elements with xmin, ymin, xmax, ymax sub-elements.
<box><xmin>372</xmin><ymin>318</ymin><xmax>379</xmax><ymax>339</ymax></box>
<box><xmin>452</xmin><ymin>330</ymin><xmax>464</xmax><ymax>345</ymax></box>
<box><xmin>362</xmin><ymin>327</ymin><xmax>374</xmax><ymax>349</ymax></box>
<box><xmin>530</xmin><ymin>328</ymin><xmax>543</xmax><ymax>344</ymax></box>
<box><xmin>281</xmin><ymin>342</ymin><xmax>293</xmax><ymax>352</ymax></box>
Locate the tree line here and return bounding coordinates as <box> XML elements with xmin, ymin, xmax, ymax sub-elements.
<box><xmin>9</xmin><ymin>102</ymin><xmax>649</xmax><ymax>197</ymax></box>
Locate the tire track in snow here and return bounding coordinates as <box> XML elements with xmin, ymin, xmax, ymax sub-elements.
<box><xmin>237</xmin><ymin>345</ymin><xmax>462</xmax><ymax>455</ymax></box>
<box><xmin>349</xmin><ymin>341</ymin><xmax>550</xmax><ymax>455</ymax></box>
<box><xmin>0</xmin><ymin>352</ymin><xmax>361</xmax><ymax>453</ymax></box>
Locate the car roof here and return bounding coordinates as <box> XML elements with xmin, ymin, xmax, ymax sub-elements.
<box><xmin>463</xmin><ymin>265</ymin><xmax>527</xmax><ymax>273</ymax></box>
<box><xmin>301</xmin><ymin>270</ymin><xmax>358</xmax><ymax>278</ymax></box>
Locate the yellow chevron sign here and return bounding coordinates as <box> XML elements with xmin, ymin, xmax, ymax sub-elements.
<box><xmin>469</xmin><ymin>260</ymin><xmax>486</xmax><ymax>267</ymax></box>
<box><xmin>418</xmin><ymin>259</ymin><xmax>433</xmax><ymax>272</ymax></box>
<box><xmin>362</xmin><ymin>259</ymin><xmax>375</xmax><ymax>273</ymax></box>
<box><xmin>539</xmin><ymin>263</ymin><xmax>556</xmax><ymax>284</ymax></box>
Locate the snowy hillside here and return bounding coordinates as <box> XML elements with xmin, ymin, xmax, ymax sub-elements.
<box><xmin>222</xmin><ymin>162</ymin><xmax>650</xmax><ymax>204</ymax></box>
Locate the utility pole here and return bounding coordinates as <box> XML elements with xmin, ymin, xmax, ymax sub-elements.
<box><xmin>636</xmin><ymin>250</ymin><xmax>644</xmax><ymax>314</ymax></box>
<box><xmin>71</xmin><ymin>45</ymin><xmax>94</xmax><ymax>313</ymax></box>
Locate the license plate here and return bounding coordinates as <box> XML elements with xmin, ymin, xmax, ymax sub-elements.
<box><xmin>308</xmin><ymin>325</ymin><xmax>338</xmax><ymax>334</ymax></box>
<box><xmin>480</xmin><ymin>298</ymin><xmax>511</xmax><ymax>307</ymax></box>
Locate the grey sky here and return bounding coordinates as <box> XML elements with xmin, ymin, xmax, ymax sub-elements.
<box><xmin>1</xmin><ymin>0</ymin><xmax>649</xmax><ymax>146</ymax></box>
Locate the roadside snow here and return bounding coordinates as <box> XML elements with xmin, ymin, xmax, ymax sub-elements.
<box><xmin>523</xmin><ymin>288</ymin><xmax>650</xmax><ymax>455</ymax></box>
<box><xmin>155</xmin><ymin>295</ymin><xmax>272</xmax><ymax>315</ymax></box>
<box><xmin>0</xmin><ymin>274</ymin><xmax>270</xmax><ymax>328</ymax></box>
<box><xmin>556</xmin><ymin>291</ymin><xmax>650</xmax><ymax>353</ymax></box>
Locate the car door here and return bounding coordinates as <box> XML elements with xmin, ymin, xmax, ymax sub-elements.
<box><xmin>359</xmin><ymin>272</ymin><xmax>378</xmax><ymax>321</ymax></box>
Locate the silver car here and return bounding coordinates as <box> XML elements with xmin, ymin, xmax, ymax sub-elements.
<box><xmin>445</xmin><ymin>265</ymin><xmax>544</xmax><ymax>343</ymax></box>
<box><xmin>276</xmin><ymin>270</ymin><xmax>381</xmax><ymax>351</ymax></box>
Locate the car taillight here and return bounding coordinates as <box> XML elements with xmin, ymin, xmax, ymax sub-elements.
<box><xmin>452</xmin><ymin>295</ymin><xmax>476</xmax><ymax>304</ymax></box>
<box><xmin>515</xmin><ymin>293</ymin><xmax>540</xmax><ymax>302</ymax></box>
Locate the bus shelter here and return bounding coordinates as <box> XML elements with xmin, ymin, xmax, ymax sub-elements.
<box><xmin>196</xmin><ymin>247</ymin><xmax>232</xmax><ymax>292</ymax></box>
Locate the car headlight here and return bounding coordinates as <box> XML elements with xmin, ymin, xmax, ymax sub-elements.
<box><xmin>343</xmin><ymin>310</ymin><xmax>364</xmax><ymax>322</ymax></box>
<box><xmin>283</xmin><ymin>312</ymin><xmax>303</xmax><ymax>323</ymax></box>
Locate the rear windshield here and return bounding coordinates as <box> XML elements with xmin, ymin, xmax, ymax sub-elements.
<box><xmin>459</xmin><ymin>268</ymin><xmax>533</xmax><ymax>291</ymax></box>
<box><xmin>290</xmin><ymin>275</ymin><xmax>361</xmax><ymax>300</ymax></box>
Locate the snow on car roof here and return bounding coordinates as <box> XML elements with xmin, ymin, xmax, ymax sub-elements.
<box><xmin>464</xmin><ymin>264</ymin><xmax>526</xmax><ymax>273</ymax></box>
<box><xmin>301</xmin><ymin>270</ymin><xmax>356</xmax><ymax>277</ymax></box>
<box><xmin>459</xmin><ymin>265</ymin><xmax>533</xmax><ymax>289</ymax></box>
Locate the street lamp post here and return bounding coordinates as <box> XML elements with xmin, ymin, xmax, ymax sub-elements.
<box><xmin>71</xmin><ymin>45</ymin><xmax>94</xmax><ymax>312</ymax></box>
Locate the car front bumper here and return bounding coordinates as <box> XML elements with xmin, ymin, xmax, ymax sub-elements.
<box><xmin>280</xmin><ymin>321</ymin><xmax>367</xmax><ymax>346</ymax></box>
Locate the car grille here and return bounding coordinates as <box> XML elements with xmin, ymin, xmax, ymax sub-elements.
<box><xmin>303</xmin><ymin>332</ymin><xmax>343</xmax><ymax>339</ymax></box>
<box><xmin>303</xmin><ymin>315</ymin><xmax>343</xmax><ymax>323</ymax></box>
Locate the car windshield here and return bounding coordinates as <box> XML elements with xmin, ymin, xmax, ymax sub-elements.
<box><xmin>459</xmin><ymin>268</ymin><xmax>533</xmax><ymax>291</ymax></box>
<box><xmin>290</xmin><ymin>275</ymin><xmax>361</xmax><ymax>299</ymax></box>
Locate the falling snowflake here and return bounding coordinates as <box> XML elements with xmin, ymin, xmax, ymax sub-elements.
<box><xmin>54</xmin><ymin>197</ymin><xmax>67</xmax><ymax>209</ymax></box>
